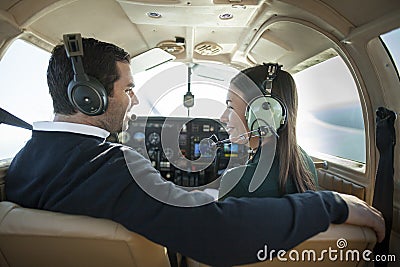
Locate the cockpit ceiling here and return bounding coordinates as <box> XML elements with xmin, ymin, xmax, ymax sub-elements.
<box><xmin>249</xmin><ymin>21</ymin><xmax>339</xmax><ymax>71</ymax></box>
<box><xmin>0</xmin><ymin>0</ymin><xmax>19</xmax><ymax>10</ymax></box>
<box><xmin>119</xmin><ymin>1</ymin><xmax>259</xmax><ymax>27</ymax></box>
<box><xmin>0</xmin><ymin>0</ymin><xmax>399</xmax><ymax>71</ymax></box>
<box><xmin>319</xmin><ymin>0</ymin><xmax>400</xmax><ymax>27</ymax></box>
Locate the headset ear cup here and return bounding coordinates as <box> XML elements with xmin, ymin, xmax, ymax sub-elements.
<box><xmin>64</xmin><ymin>34</ymin><xmax>108</xmax><ymax>116</ymax></box>
<box><xmin>67</xmin><ymin>76</ymin><xmax>108</xmax><ymax>116</ymax></box>
<box><xmin>245</xmin><ymin>96</ymin><xmax>286</xmax><ymax>135</ymax></box>
<box><xmin>273</xmin><ymin>95</ymin><xmax>287</xmax><ymax>132</ymax></box>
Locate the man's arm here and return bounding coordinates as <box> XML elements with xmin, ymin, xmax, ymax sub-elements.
<box><xmin>110</xmin><ymin>148</ymin><xmax>385</xmax><ymax>266</ymax></box>
<box><xmin>116</xmin><ymin>183</ymin><xmax>346</xmax><ymax>266</ymax></box>
<box><xmin>340</xmin><ymin>193</ymin><xmax>385</xmax><ymax>242</ymax></box>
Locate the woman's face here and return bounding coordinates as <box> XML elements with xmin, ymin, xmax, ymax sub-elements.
<box><xmin>219</xmin><ymin>86</ymin><xmax>250</xmax><ymax>144</ymax></box>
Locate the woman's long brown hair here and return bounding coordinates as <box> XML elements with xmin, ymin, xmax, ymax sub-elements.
<box><xmin>231</xmin><ymin>64</ymin><xmax>316</xmax><ymax>194</ymax></box>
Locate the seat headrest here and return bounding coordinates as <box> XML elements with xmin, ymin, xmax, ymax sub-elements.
<box><xmin>0</xmin><ymin>201</ymin><xmax>171</xmax><ymax>267</ymax></box>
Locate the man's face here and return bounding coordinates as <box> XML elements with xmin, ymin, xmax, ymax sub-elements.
<box><xmin>103</xmin><ymin>62</ymin><xmax>139</xmax><ymax>133</ymax></box>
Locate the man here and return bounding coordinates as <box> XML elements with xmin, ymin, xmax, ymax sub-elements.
<box><xmin>5</xmin><ymin>36</ymin><xmax>384</xmax><ymax>267</ymax></box>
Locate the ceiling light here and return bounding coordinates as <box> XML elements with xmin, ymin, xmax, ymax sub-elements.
<box><xmin>147</xmin><ymin>12</ymin><xmax>162</xmax><ymax>18</ymax></box>
<box><xmin>219</xmin><ymin>13</ymin><xmax>233</xmax><ymax>20</ymax></box>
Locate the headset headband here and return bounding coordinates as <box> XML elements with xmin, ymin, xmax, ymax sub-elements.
<box><xmin>63</xmin><ymin>33</ymin><xmax>108</xmax><ymax>116</ymax></box>
<box><xmin>261</xmin><ymin>63</ymin><xmax>282</xmax><ymax>94</ymax></box>
<box><xmin>63</xmin><ymin>34</ymin><xmax>89</xmax><ymax>83</ymax></box>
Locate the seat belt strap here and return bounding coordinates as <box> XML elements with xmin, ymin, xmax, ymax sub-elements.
<box><xmin>372</xmin><ymin>107</ymin><xmax>396</xmax><ymax>267</ymax></box>
<box><xmin>0</xmin><ymin>107</ymin><xmax>32</xmax><ymax>130</ymax></box>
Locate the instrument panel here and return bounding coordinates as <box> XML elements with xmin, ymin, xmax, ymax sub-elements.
<box><xmin>123</xmin><ymin>116</ymin><xmax>247</xmax><ymax>187</ymax></box>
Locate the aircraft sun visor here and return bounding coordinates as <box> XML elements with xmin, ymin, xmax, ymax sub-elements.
<box><xmin>131</xmin><ymin>48</ymin><xmax>176</xmax><ymax>74</ymax></box>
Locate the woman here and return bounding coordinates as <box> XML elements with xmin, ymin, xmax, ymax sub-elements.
<box><xmin>218</xmin><ymin>63</ymin><xmax>317</xmax><ymax>200</ymax></box>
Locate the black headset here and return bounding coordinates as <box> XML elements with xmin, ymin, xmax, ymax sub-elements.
<box><xmin>63</xmin><ymin>33</ymin><xmax>108</xmax><ymax>116</ymax></box>
<box><xmin>245</xmin><ymin>63</ymin><xmax>287</xmax><ymax>137</ymax></box>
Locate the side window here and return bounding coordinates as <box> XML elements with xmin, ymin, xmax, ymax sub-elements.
<box><xmin>0</xmin><ymin>39</ymin><xmax>52</xmax><ymax>159</ymax></box>
<box><xmin>381</xmin><ymin>28</ymin><xmax>400</xmax><ymax>74</ymax></box>
<box><xmin>294</xmin><ymin>56</ymin><xmax>366</xmax><ymax>163</ymax></box>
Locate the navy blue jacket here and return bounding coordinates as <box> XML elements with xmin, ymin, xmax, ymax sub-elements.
<box><xmin>6</xmin><ymin>130</ymin><xmax>348</xmax><ymax>266</ymax></box>
<box><xmin>219</xmin><ymin>146</ymin><xmax>318</xmax><ymax>200</ymax></box>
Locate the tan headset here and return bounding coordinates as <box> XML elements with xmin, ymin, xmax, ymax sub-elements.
<box><xmin>245</xmin><ymin>63</ymin><xmax>287</xmax><ymax>137</ymax></box>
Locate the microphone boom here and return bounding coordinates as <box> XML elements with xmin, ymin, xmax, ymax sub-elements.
<box><xmin>199</xmin><ymin>126</ymin><xmax>272</xmax><ymax>155</ymax></box>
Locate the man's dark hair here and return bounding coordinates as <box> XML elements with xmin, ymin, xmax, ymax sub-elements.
<box><xmin>47</xmin><ymin>37</ymin><xmax>130</xmax><ymax>115</ymax></box>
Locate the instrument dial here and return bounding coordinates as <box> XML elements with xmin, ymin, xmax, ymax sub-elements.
<box><xmin>148</xmin><ymin>132</ymin><xmax>160</xmax><ymax>145</ymax></box>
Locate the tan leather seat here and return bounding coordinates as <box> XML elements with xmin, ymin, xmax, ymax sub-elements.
<box><xmin>0</xmin><ymin>201</ymin><xmax>171</xmax><ymax>267</ymax></box>
<box><xmin>0</xmin><ymin>159</ymin><xmax>10</xmax><ymax>201</ymax></box>
<box><xmin>0</xmin><ymin>160</ymin><xmax>376</xmax><ymax>267</ymax></box>
<box><xmin>186</xmin><ymin>223</ymin><xmax>376</xmax><ymax>267</ymax></box>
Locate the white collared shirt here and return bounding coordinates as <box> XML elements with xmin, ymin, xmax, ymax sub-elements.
<box><xmin>33</xmin><ymin>121</ymin><xmax>110</xmax><ymax>139</ymax></box>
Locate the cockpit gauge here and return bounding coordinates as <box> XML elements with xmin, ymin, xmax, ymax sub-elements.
<box><xmin>148</xmin><ymin>147</ymin><xmax>158</xmax><ymax>159</ymax></box>
<box><xmin>148</xmin><ymin>132</ymin><xmax>160</xmax><ymax>145</ymax></box>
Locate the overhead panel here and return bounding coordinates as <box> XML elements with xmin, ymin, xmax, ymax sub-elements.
<box><xmin>118</xmin><ymin>1</ymin><xmax>258</xmax><ymax>27</ymax></box>
<box><xmin>118</xmin><ymin>0</ymin><xmax>259</xmax><ymax>61</ymax></box>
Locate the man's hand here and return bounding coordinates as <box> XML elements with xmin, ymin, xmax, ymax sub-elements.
<box><xmin>338</xmin><ymin>193</ymin><xmax>385</xmax><ymax>242</ymax></box>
